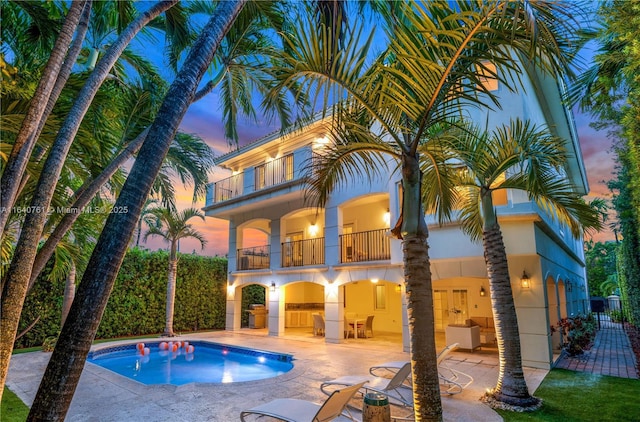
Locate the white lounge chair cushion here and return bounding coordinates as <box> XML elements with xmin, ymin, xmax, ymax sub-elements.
<box><xmin>241</xmin><ymin>399</ymin><xmax>356</xmax><ymax>422</ymax></box>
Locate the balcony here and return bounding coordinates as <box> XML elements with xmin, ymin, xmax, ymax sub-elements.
<box><xmin>237</xmin><ymin>245</ymin><xmax>270</xmax><ymax>270</ymax></box>
<box><xmin>210</xmin><ymin>173</ymin><xmax>243</xmax><ymax>204</ymax></box>
<box><xmin>207</xmin><ymin>154</ymin><xmax>297</xmax><ymax>206</ymax></box>
<box><xmin>339</xmin><ymin>228</ymin><xmax>390</xmax><ymax>263</ymax></box>
<box><xmin>281</xmin><ymin>238</ymin><xmax>325</xmax><ymax>267</ymax></box>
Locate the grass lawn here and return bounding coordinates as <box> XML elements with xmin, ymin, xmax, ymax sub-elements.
<box><xmin>497</xmin><ymin>369</ymin><xmax>640</xmax><ymax>421</ymax></box>
<box><xmin>1</xmin><ymin>389</ymin><xmax>29</xmax><ymax>422</ymax></box>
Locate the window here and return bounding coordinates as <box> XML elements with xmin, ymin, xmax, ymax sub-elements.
<box><xmin>255</xmin><ymin>153</ymin><xmax>294</xmax><ymax>190</ymax></box>
<box><xmin>374</xmin><ymin>284</ymin><xmax>386</xmax><ymax>310</ymax></box>
<box><xmin>477</xmin><ymin>61</ymin><xmax>498</xmax><ymax>91</ymax></box>
<box><xmin>283</xmin><ymin>154</ymin><xmax>294</xmax><ymax>181</ymax></box>
<box><xmin>255</xmin><ymin>164</ymin><xmax>266</xmax><ymax>189</ymax></box>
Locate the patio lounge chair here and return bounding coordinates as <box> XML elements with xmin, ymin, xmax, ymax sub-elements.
<box><xmin>320</xmin><ymin>362</ymin><xmax>413</xmax><ymax>408</ymax></box>
<box><xmin>240</xmin><ymin>381</ymin><xmax>365</xmax><ymax>422</ymax></box>
<box><xmin>367</xmin><ymin>343</ymin><xmax>473</xmax><ymax>394</ymax></box>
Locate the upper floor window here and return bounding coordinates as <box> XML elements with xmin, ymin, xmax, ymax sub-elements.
<box><xmin>255</xmin><ymin>154</ymin><xmax>294</xmax><ymax>190</ymax></box>
<box><xmin>477</xmin><ymin>61</ymin><xmax>498</xmax><ymax>92</ymax></box>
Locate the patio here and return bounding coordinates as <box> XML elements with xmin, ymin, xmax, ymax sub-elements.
<box><xmin>7</xmin><ymin>330</ymin><xmax>547</xmax><ymax>421</ymax></box>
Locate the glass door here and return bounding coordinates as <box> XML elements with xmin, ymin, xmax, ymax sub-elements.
<box><xmin>451</xmin><ymin>289</ymin><xmax>469</xmax><ymax>325</ymax></box>
<box><xmin>433</xmin><ymin>290</ymin><xmax>449</xmax><ymax>331</ymax></box>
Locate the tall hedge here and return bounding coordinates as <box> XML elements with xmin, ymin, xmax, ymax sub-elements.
<box><xmin>16</xmin><ymin>249</ymin><xmax>228</xmax><ymax>348</ymax></box>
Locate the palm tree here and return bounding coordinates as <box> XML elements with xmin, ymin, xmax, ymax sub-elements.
<box><xmin>144</xmin><ymin>207</ymin><xmax>207</xmax><ymax>337</ymax></box>
<box><xmin>0</xmin><ymin>0</ymin><xmax>89</xmax><ymax>237</ymax></box>
<box><xmin>0</xmin><ymin>0</ymin><xmax>180</xmax><ymax>396</ymax></box>
<box><xmin>26</xmin><ymin>2</ymin><xmax>244</xmax><ymax>419</ymax></box>
<box><xmin>568</xmin><ymin>0</ymin><xmax>640</xmax><ymax>325</ymax></box>
<box><xmin>21</xmin><ymin>0</ymin><xmax>302</xmax><ymax>291</ymax></box>
<box><xmin>134</xmin><ymin>198</ymin><xmax>160</xmax><ymax>247</ymax></box>
<box><xmin>187</xmin><ymin>0</ymin><xmax>306</xmax><ymax>143</ymax></box>
<box><xmin>272</xmin><ymin>2</ymin><xmax>581</xmax><ymax>419</ymax></box>
<box><xmin>424</xmin><ymin>119</ymin><xmax>601</xmax><ymax>407</ymax></box>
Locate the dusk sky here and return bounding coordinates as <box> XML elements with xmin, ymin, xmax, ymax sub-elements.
<box><xmin>139</xmin><ymin>8</ymin><xmax>619</xmax><ymax>257</ymax></box>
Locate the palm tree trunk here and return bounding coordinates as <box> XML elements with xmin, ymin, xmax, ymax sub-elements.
<box><xmin>13</xmin><ymin>1</ymin><xmax>93</xmax><ymax>205</ymax></box>
<box><xmin>483</xmin><ymin>223</ymin><xmax>539</xmax><ymax>407</ymax></box>
<box><xmin>61</xmin><ymin>261</ymin><xmax>76</xmax><ymax>326</ymax></box>
<box><xmin>404</xmin><ymin>234</ymin><xmax>442</xmax><ymax>422</ymax></box>
<box><xmin>28</xmin><ymin>128</ymin><xmax>150</xmax><ymax>290</ymax></box>
<box><xmin>0</xmin><ymin>2</ymin><xmax>179</xmax><ymax>398</ymax></box>
<box><xmin>28</xmin><ymin>57</ymin><xmax>220</xmax><ymax>288</ymax></box>
<box><xmin>164</xmin><ymin>244</ymin><xmax>179</xmax><ymax>336</ymax></box>
<box><xmin>25</xmin><ymin>3</ymin><xmax>245</xmax><ymax>420</ymax></box>
<box><xmin>0</xmin><ymin>0</ymin><xmax>88</xmax><ymax>238</ymax></box>
<box><xmin>401</xmin><ymin>153</ymin><xmax>442</xmax><ymax>422</ymax></box>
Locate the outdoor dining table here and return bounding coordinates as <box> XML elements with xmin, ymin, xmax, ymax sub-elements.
<box><xmin>348</xmin><ymin>318</ymin><xmax>365</xmax><ymax>339</ymax></box>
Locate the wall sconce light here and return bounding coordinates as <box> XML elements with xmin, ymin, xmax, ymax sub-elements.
<box><xmin>383</xmin><ymin>209</ymin><xmax>391</xmax><ymax>226</ymax></box>
<box><xmin>270</xmin><ymin>282</ymin><xmax>276</xmax><ymax>292</ymax></box>
<box><xmin>395</xmin><ymin>284</ymin><xmax>402</xmax><ymax>293</ymax></box>
<box><xmin>567</xmin><ymin>283</ymin><xmax>572</xmax><ymax>292</ymax></box>
<box><xmin>313</xmin><ymin>135</ymin><xmax>330</xmax><ymax>149</ymax></box>
<box><xmin>520</xmin><ymin>271</ymin><xmax>530</xmax><ymax>289</ymax></box>
<box><xmin>371</xmin><ymin>278</ymin><xmax>379</xmax><ymax>284</ymax></box>
<box><xmin>308</xmin><ymin>223</ymin><xmax>319</xmax><ymax>236</ymax></box>
<box><xmin>480</xmin><ymin>286</ymin><xmax>486</xmax><ymax>297</ymax></box>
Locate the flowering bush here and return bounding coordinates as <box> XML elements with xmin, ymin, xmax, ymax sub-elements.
<box><xmin>550</xmin><ymin>314</ymin><xmax>597</xmax><ymax>356</ymax></box>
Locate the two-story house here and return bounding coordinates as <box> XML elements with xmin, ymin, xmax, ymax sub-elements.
<box><xmin>203</xmin><ymin>64</ymin><xmax>590</xmax><ymax>370</ymax></box>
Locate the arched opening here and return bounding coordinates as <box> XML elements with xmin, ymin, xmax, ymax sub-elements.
<box><xmin>547</xmin><ymin>276</ymin><xmax>561</xmax><ymax>350</ymax></box>
<box><xmin>240</xmin><ymin>284</ymin><xmax>266</xmax><ymax>328</ymax></box>
<box><xmin>236</xmin><ymin>219</ymin><xmax>270</xmax><ymax>270</ymax></box>
<box><xmin>342</xmin><ymin>279</ymin><xmax>403</xmax><ymax>341</ymax></box>
<box><xmin>283</xmin><ymin>281</ymin><xmax>325</xmax><ymax>336</ymax></box>
<box><xmin>558</xmin><ymin>279</ymin><xmax>568</xmax><ymax>319</ymax></box>
<box><xmin>338</xmin><ymin>194</ymin><xmax>390</xmax><ymax>263</ymax></box>
<box><xmin>280</xmin><ymin>209</ymin><xmax>325</xmax><ymax>267</ymax></box>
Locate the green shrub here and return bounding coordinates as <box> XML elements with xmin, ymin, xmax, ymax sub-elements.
<box><xmin>551</xmin><ymin>314</ymin><xmax>597</xmax><ymax>356</ymax></box>
<box><xmin>609</xmin><ymin>309</ymin><xmax>625</xmax><ymax>322</ymax></box>
<box><xmin>42</xmin><ymin>336</ymin><xmax>58</xmax><ymax>352</ymax></box>
<box><xmin>15</xmin><ymin>249</ymin><xmax>228</xmax><ymax>349</ymax></box>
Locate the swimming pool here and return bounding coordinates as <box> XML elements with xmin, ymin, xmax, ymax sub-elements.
<box><xmin>87</xmin><ymin>341</ymin><xmax>294</xmax><ymax>386</ymax></box>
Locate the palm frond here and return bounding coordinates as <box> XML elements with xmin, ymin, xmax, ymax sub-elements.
<box><xmin>306</xmin><ymin>119</ymin><xmax>399</xmax><ymax>208</ymax></box>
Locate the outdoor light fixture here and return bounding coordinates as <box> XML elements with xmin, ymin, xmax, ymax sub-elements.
<box><xmin>395</xmin><ymin>284</ymin><xmax>402</xmax><ymax>293</ymax></box>
<box><xmin>270</xmin><ymin>282</ymin><xmax>276</xmax><ymax>292</ymax></box>
<box><xmin>313</xmin><ymin>134</ymin><xmax>330</xmax><ymax>149</ymax></box>
<box><xmin>567</xmin><ymin>283</ymin><xmax>573</xmax><ymax>292</ymax></box>
<box><xmin>383</xmin><ymin>209</ymin><xmax>391</xmax><ymax>226</ymax></box>
<box><xmin>480</xmin><ymin>286</ymin><xmax>486</xmax><ymax>297</ymax></box>
<box><xmin>520</xmin><ymin>271</ymin><xmax>531</xmax><ymax>289</ymax></box>
<box><xmin>371</xmin><ymin>278</ymin><xmax>379</xmax><ymax>284</ymax></box>
<box><xmin>309</xmin><ymin>223</ymin><xmax>319</xmax><ymax>236</ymax></box>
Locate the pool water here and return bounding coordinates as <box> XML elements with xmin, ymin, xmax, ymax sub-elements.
<box><xmin>87</xmin><ymin>341</ymin><xmax>293</xmax><ymax>386</ymax></box>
